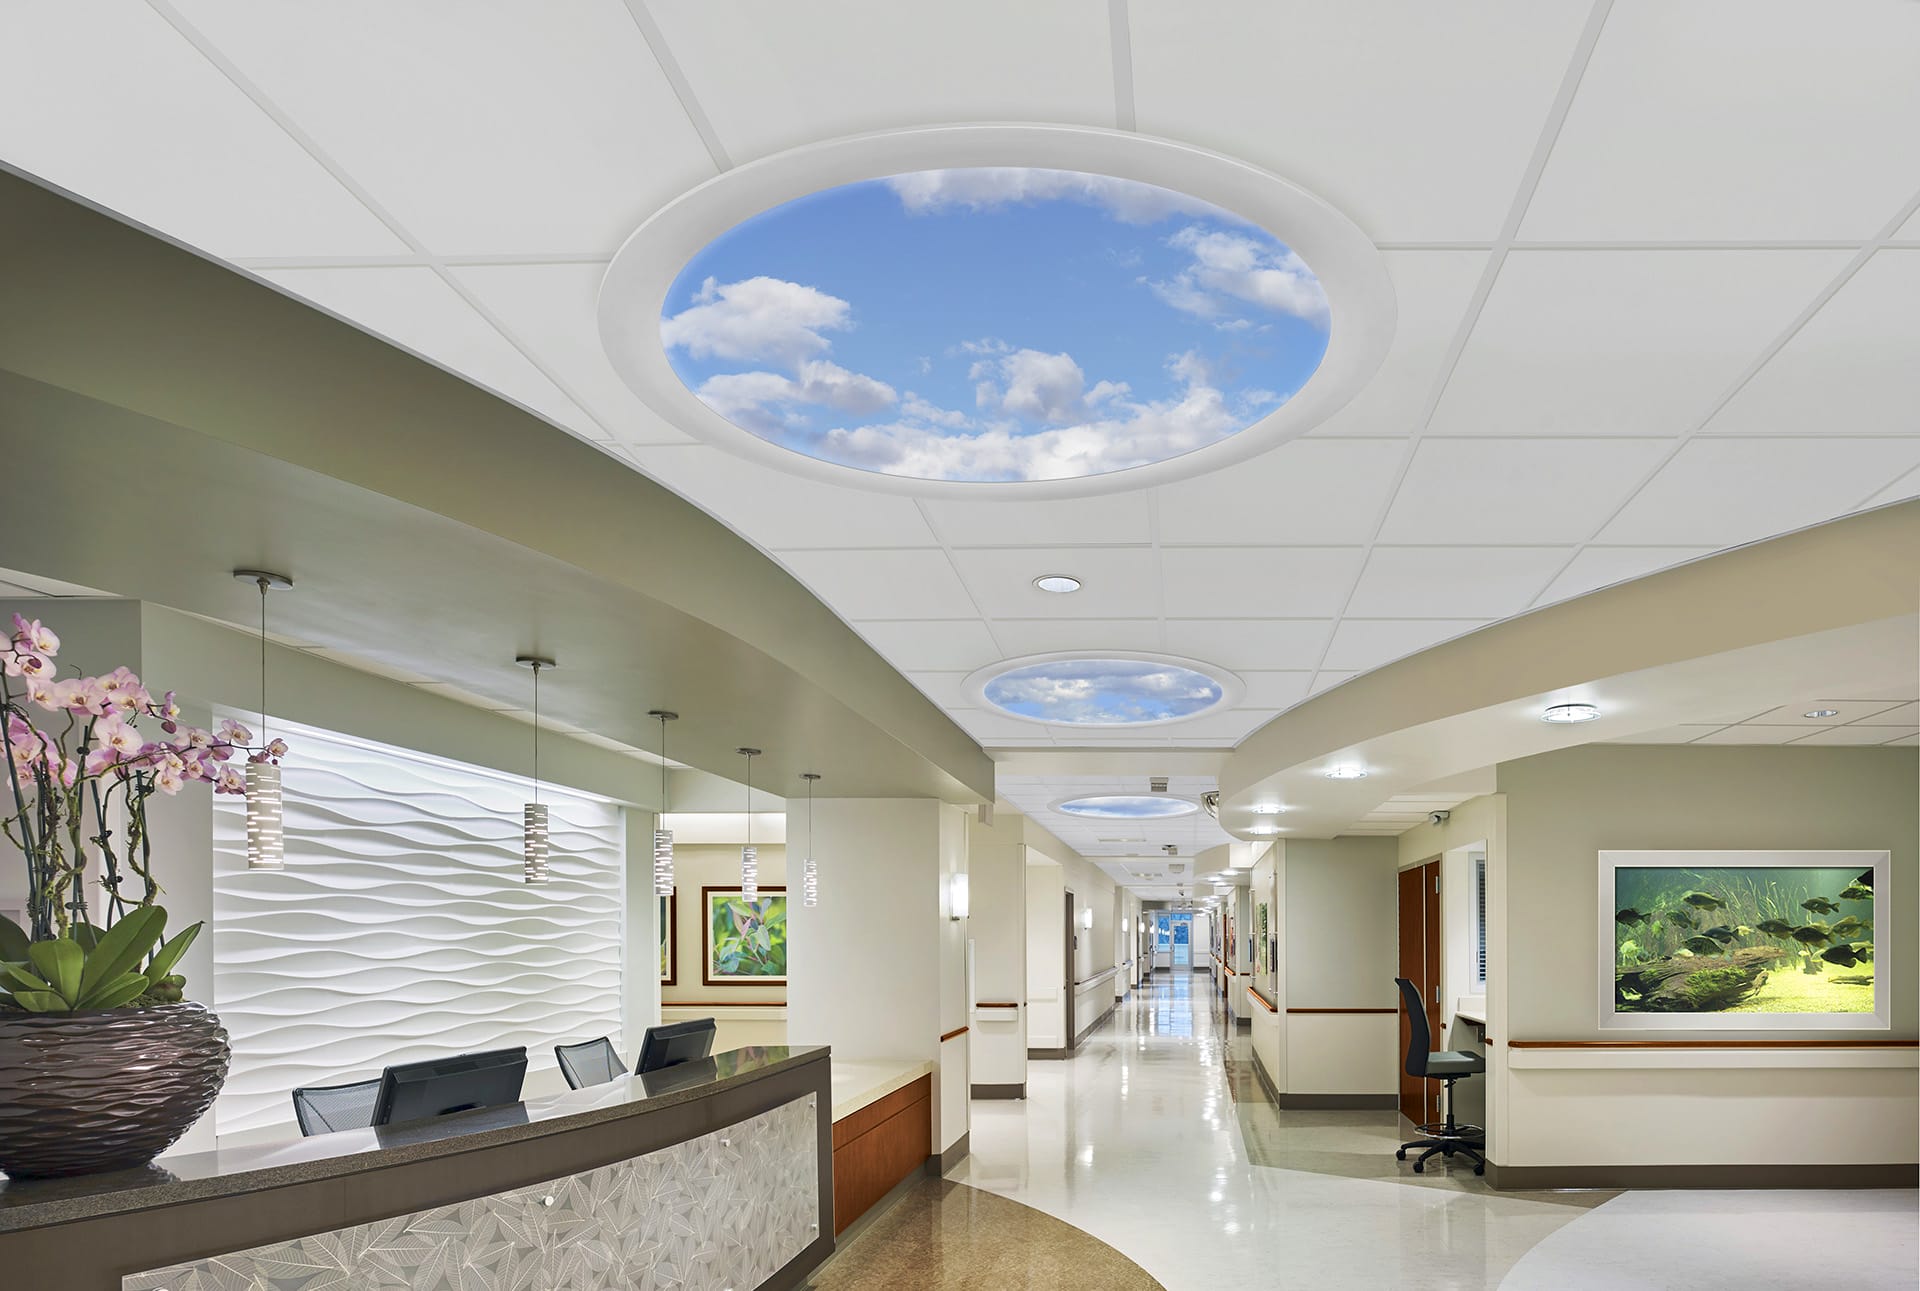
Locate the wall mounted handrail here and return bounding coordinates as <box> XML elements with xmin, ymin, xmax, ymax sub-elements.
<box><xmin>1246</xmin><ymin>987</ymin><xmax>1278</xmax><ymax>1013</ymax></box>
<box><xmin>1074</xmin><ymin>966</ymin><xmax>1120</xmax><ymax>990</ymax></box>
<box><xmin>1286</xmin><ymin>1006</ymin><xmax>1394</xmax><ymax>1014</ymax></box>
<box><xmin>1508</xmin><ymin>1038</ymin><xmax>1918</xmax><ymax>1050</ymax></box>
<box><xmin>939</xmin><ymin>1026</ymin><xmax>969</xmax><ymax>1043</ymax></box>
<box><xmin>973</xmin><ymin>1001</ymin><xmax>1021</xmax><ymax>1009</ymax></box>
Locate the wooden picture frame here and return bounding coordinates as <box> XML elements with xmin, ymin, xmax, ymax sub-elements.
<box><xmin>702</xmin><ymin>886</ymin><xmax>788</xmax><ymax>986</ymax></box>
<box><xmin>658</xmin><ymin>891</ymin><xmax>678</xmax><ymax>986</ymax></box>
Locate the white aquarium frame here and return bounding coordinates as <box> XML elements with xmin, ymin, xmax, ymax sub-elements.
<box><xmin>1598</xmin><ymin>850</ymin><xmax>1890</xmax><ymax>1031</ymax></box>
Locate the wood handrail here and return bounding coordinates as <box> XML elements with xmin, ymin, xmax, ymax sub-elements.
<box><xmin>974</xmin><ymin>1001</ymin><xmax>1020</xmax><ymax>1009</ymax></box>
<box><xmin>1221</xmin><ymin>965</ymin><xmax>1237</xmax><ymax>976</ymax></box>
<box><xmin>1286</xmin><ymin>1007</ymin><xmax>1395</xmax><ymax>1014</ymax></box>
<box><xmin>1508</xmin><ymin>1039</ymin><xmax>1918</xmax><ymax>1050</ymax></box>
<box><xmin>940</xmin><ymin>1026</ymin><xmax>969</xmax><ymax>1043</ymax></box>
<box><xmin>1246</xmin><ymin>987</ymin><xmax>1278</xmax><ymax>1013</ymax></box>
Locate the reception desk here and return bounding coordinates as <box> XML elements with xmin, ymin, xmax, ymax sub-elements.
<box><xmin>0</xmin><ymin>1044</ymin><xmax>833</xmax><ymax>1291</ymax></box>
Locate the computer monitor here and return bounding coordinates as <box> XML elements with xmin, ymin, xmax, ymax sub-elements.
<box><xmin>372</xmin><ymin>1046</ymin><xmax>528</xmax><ymax>1128</ymax></box>
<box><xmin>636</xmin><ymin>1018</ymin><xmax>716</xmax><ymax>1074</ymax></box>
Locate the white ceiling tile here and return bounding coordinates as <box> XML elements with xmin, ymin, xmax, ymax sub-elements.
<box><xmin>1534</xmin><ymin>546</ymin><xmax>1718</xmax><ymax>606</ymax></box>
<box><xmin>1237</xmin><ymin>672</ymin><xmax>1314</xmax><ymax>709</ymax></box>
<box><xmin>1747</xmin><ymin>701</ymin><xmax>1908</xmax><ymax>726</ymax></box>
<box><xmin>1130</xmin><ymin>3</ymin><xmax>1590</xmax><ymax>241</ymax></box>
<box><xmin>172</xmin><ymin>0</ymin><xmax>716</xmax><ymax>254</ymax></box>
<box><xmin>949</xmin><ymin>547</ymin><xmax>1157</xmax><ymax>620</ymax></box>
<box><xmin>448</xmin><ymin>262</ymin><xmax>695</xmax><ymax>443</ymax></box>
<box><xmin>1691</xmin><ymin>726</ymin><xmax>1809</xmax><ymax>745</ymax></box>
<box><xmin>629</xmin><ymin>446</ymin><xmax>936</xmax><ymax>550</ymax></box>
<box><xmin>1853</xmin><ymin>702</ymin><xmax>1919</xmax><ymax>727</ymax></box>
<box><xmin>1901</xmin><ymin>205</ymin><xmax>1920</xmax><ymax>241</ymax></box>
<box><xmin>1862</xmin><ymin>467</ymin><xmax>1920</xmax><ymax>510</ymax></box>
<box><xmin>990</xmin><ymin>619</ymin><xmax>1166</xmax><ymax>657</ymax></box>
<box><xmin>1380</xmin><ymin>438</ymin><xmax>1673</xmax><ymax>545</ymax></box>
<box><xmin>1141</xmin><ymin>709</ymin><xmax>1278</xmax><ymax>743</ymax></box>
<box><xmin>1156</xmin><ymin>440</ymin><xmax>1408</xmax><ymax>545</ymax></box>
<box><xmin>782</xmin><ymin>549</ymin><xmax>975</xmax><ymax>619</ymax></box>
<box><xmin>1791</xmin><ymin>725</ymin><xmax>1919</xmax><ymax>747</ymax></box>
<box><xmin>1163</xmin><ymin>620</ymin><xmax>1331</xmax><ymax>671</ymax></box>
<box><xmin>1321</xmin><ymin>619</ymin><xmax>1488</xmax><ymax>673</ymax></box>
<box><xmin>1429</xmin><ymin>250</ymin><xmax>1852</xmax><ymax>438</ymax></box>
<box><xmin>1344</xmin><ymin>547</ymin><xmax>1568</xmax><ymax>619</ymax></box>
<box><xmin>1596</xmin><ymin>438</ymin><xmax>1920</xmax><ymax>546</ymax></box>
<box><xmin>259</xmin><ymin>266</ymin><xmax>600</xmax><ymax>435</ymax></box>
<box><xmin>1159</xmin><ymin>548</ymin><xmax>1366</xmax><ymax>619</ymax></box>
<box><xmin>1310</xmin><ymin>252</ymin><xmax>1492</xmax><ymax>437</ymax></box>
<box><xmin>1608</xmin><ymin>726</ymin><xmax>1721</xmax><ymax>745</ymax></box>
<box><xmin>1704</xmin><ymin>251</ymin><xmax>1920</xmax><ymax>438</ymax></box>
<box><xmin>1521</xmin><ymin>1</ymin><xmax>1920</xmax><ymax>240</ymax></box>
<box><xmin>1309</xmin><ymin>671</ymin><xmax>1358</xmax><ymax>695</ymax></box>
<box><xmin>904</xmin><ymin>673</ymin><xmax>971</xmax><ymax>709</ymax></box>
<box><xmin>649</xmin><ymin>0</ymin><xmax>1115</xmax><ymax>163</ymax></box>
<box><xmin>950</xmin><ymin>708</ymin><xmax>1058</xmax><ymax>741</ymax></box>
<box><xmin>920</xmin><ymin>492</ymin><xmax>1151</xmax><ymax>547</ymax></box>
<box><xmin>849</xmin><ymin>619</ymin><xmax>1001</xmax><ymax>672</ymax></box>
<box><xmin>0</xmin><ymin>1</ymin><xmax>405</xmax><ymax>259</ymax></box>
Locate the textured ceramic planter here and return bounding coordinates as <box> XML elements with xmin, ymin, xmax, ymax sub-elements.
<box><xmin>0</xmin><ymin>1001</ymin><xmax>229</xmax><ymax>1178</ymax></box>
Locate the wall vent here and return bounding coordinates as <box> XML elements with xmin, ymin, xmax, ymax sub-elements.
<box><xmin>1149</xmin><ymin>776</ymin><xmax>1169</xmax><ymax>793</ymax></box>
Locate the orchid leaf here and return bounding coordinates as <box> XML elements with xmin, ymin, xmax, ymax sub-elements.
<box><xmin>0</xmin><ymin>912</ymin><xmax>28</xmax><ymax>963</ymax></box>
<box><xmin>27</xmin><ymin>938</ymin><xmax>83</xmax><ymax>1005</ymax></box>
<box><xmin>143</xmin><ymin>921</ymin><xmax>201</xmax><ymax>985</ymax></box>
<box><xmin>8</xmin><ymin>989</ymin><xmax>65</xmax><ymax>1013</ymax></box>
<box><xmin>72</xmin><ymin>922</ymin><xmax>106</xmax><ymax>952</ymax></box>
<box><xmin>79</xmin><ymin>972</ymin><xmax>152</xmax><ymax>1012</ymax></box>
<box><xmin>80</xmin><ymin>906</ymin><xmax>165</xmax><ymax>996</ymax></box>
<box><xmin>1</xmin><ymin>960</ymin><xmax>51</xmax><ymax>995</ymax></box>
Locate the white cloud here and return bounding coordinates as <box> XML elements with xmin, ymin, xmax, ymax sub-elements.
<box><xmin>697</xmin><ymin>360</ymin><xmax>896</xmax><ymax>433</ymax></box>
<box><xmin>985</xmin><ymin>659</ymin><xmax>1223</xmax><ymax>723</ymax></box>
<box><xmin>885</xmin><ymin>169</ymin><xmax>1233</xmax><ymax>225</ymax></box>
<box><xmin>661</xmin><ymin>275</ymin><xmax>853</xmax><ymax>367</ymax></box>
<box><xmin>901</xmin><ymin>393</ymin><xmax>972</xmax><ymax>429</ymax></box>
<box><xmin>1150</xmin><ymin>227</ymin><xmax>1329</xmax><ymax>326</ymax></box>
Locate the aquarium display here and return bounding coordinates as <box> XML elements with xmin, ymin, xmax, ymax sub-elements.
<box><xmin>1605</xmin><ymin>852</ymin><xmax>1884</xmax><ymax>1024</ymax></box>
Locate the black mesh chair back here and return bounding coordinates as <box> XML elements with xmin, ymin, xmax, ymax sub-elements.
<box><xmin>555</xmin><ymin>1036</ymin><xmax>627</xmax><ymax>1089</ymax></box>
<box><xmin>291</xmin><ymin>1076</ymin><xmax>383</xmax><ymax>1136</ymax></box>
<box><xmin>1396</xmin><ymin>976</ymin><xmax>1432</xmax><ymax>1076</ymax></box>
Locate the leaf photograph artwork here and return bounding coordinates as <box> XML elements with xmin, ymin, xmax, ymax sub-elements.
<box><xmin>659</xmin><ymin>892</ymin><xmax>677</xmax><ymax>986</ymax></box>
<box><xmin>703</xmin><ymin>887</ymin><xmax>787</xmax><ymax>985</ymax></box>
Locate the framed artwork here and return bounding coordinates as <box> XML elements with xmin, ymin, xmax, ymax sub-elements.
<box><xmin>1600</xmin><ymin>850</ymin><xmax>1888</xmax><ymax>1030</ymax></box>
<box><xmin>658</xmin><ymin>892</ymin><xmax>678</xmax><ymax>986</ymax></box>
<box><xmin>1254</xmin><ymin>901</ymin><xmax>1270</xmax><ymax>978</ymax></box>
<box><xmin>702</xmin><ymin>886</ymin><xmax>788</xmax><ymax>986</ymax></box>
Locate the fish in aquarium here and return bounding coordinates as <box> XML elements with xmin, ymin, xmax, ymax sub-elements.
<box><xmin>1837</xmin><ymin>881</ymin><xmax>1873</xmax><ymax>902</ymax></box>
<box><xmin>1667</xmin><ymin>909</ymin><xmax>1699</xmax><ymax>930</ymax></box>
<box><xmin>1615</xmin><ymin>907</ymin><xmax>1651</xmax><ymax>925</ymax></box>
<box><xmin>1789</xmin><ymin>924</ymin><xmax>1832</xmax><ymax>945</ymax></box>
<box><xmin>1702</xmin><ymin>925</ymin><xmax>1737</xmax><ymax>944</ymax></box>
<box><xmin>1800</xmin><ymin>896</ymin><xmax>1841</xmax><ymax>915</ymax></box>
<box><xmin>1682</xmin><ymin>935</ymin><xmax>1723</xmax><ymax>954</ymax></box>
<box><xmin>1820</xmin><ymin>943</ymin><xmax>1872</xmax><ymax>968</ymax></box>
<box><xmin>1679</xmin><ymin>890</ymin><xmax>1726</xmax><ymax>911</ymax></box>
<box><xmin>1829</xmin><ymin>915</ymin><xmax>1866</xmax><ymax>939</ymax></box>
<box><xmin>1754</xmin><ymin>919</ymin><xmax>1794</xmax><ymax>937</ymax></box>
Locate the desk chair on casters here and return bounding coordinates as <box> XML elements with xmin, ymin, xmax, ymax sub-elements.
<box><xmin>1393</xmin><ymin>976</ymin><xmax>1486</xmax><ymax>1176</ymax></box>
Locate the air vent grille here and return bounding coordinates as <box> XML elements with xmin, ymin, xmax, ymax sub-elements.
<box><xmin>1149</xmin><ymin>776</ymin><xmax>1169</xmax><ymax>793</ymax></box>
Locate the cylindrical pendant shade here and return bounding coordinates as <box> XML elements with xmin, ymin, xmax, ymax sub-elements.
<box><xmin>653</xmin><ymin>827</ymin><xmax>675</xmax><ymax>896</ymax></box>
<box><xmin>244</xmin><ymin>761</ymin><xmax>285</xmax><ymax>870</ymax></box>
<box><xmin>741</xmin><ymin>843</ymin><xmax>758</xmax><ymax>902</ymax></box>
<box><xmin>801</xmin><ymin>854</ymin><xmax>819</xmax><ymax>908</ymax></box>
<box><xmin>523</xmin><ymin>802</ymin><xmax>550</xmax><ymax>884</ymax></box>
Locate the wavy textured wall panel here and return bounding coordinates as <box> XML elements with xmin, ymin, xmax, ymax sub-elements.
<box><xmin>212</xmin><ymin>717</ymin><xmax>624</xmax><ymax>1140</ymax></box>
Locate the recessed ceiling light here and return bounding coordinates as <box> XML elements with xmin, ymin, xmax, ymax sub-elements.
<box><xmin>1249</xmin><ymin>825</ymin><xmax>1283</xmax><ymax>836</ymax></box>
<box><xmin>1325</xmin><ymin>765</ymin><xmax>1367</xmax><ymax>780</ymax></box>
<box><xmin>1250</xmin><ymin>803</ymin><xmax>1287</xmax><ymax>815</ymax></box>
<box><xmin>1033</xmin><ymin>574</ymin><xmax>1082</xmax><ymax>594</ymax></box>
<box><xmin>1543</xmin><ymin>702</ymin><xmax>1601</xmax><ymax>724</ymax></box>
<box><xmin>1804</xmin><ymin>708</ymin><xmax>1839</xmax><ymax>719</ymax></box>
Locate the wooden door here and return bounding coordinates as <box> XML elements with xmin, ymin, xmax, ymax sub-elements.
<box><xmin>1396</xmin><ymin>860</ymin><xmax>1443</xmax><ymax>1127</ymax></box>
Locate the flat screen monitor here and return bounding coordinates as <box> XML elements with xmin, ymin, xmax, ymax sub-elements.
<box><xmin>636</xmin><ymin>1018</ymin><xmax>715</xmax><ymax>1074</ymax></box>
<box><xmin>372</xmin><ymin>1046</ymin><xmax>528</xmax><ymax>1128</ymax></box>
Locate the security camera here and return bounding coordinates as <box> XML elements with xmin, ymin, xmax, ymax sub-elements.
<box><xmin>1429</xmin><ymin>810</ymin><xmax>1451</xmax><ymax>826</ymax></box>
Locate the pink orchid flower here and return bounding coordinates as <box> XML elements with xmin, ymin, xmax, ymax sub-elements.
<box><xmin>217</xmin><ymin>718</ymin><xmax>253</xmax><ymax>745</ymax></box>
<box><xmin>94</xmin><ymin>714</ymin><xmax>145</xmax><ymax>759</ymax></box>
<box><xmin>10</xmin><ymin>615</ymin><xmax>58</xmax><ymax>657</ymax></box>
<box><xmin>214</xmin><ymin>765</ymin><xmax>246</xmax><ymax>795</ymax></box>
<box><xmin>2</xmin><ymin>648</ymin><xmax>49</xmax><ymax>679</ymax></box>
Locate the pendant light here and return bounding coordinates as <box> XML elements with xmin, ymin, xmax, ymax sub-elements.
<box><xmin>799</xmin><ymin>772</ymin><xmax>821</xmax><ymax>908</ymax></box>
<box><xmin>648</xmin><ymin>710</ymin><xmax>677</xmax><ymax>897</ymax></box>
<box><xmin>233</xmin><ymin>569</ymin><xmax>292</xmax><ymax>870</ymax></box>
<box><xmin>736</xmin><ymin>747</ymin><xmax>760</xmax><ymax>901</ymax></box>
<box><xmin>517</xmin><ymin>655</ymin><xmax>555</xmax><ymax>885</ymax></box>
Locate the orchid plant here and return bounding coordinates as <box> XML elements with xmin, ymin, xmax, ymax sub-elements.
<box><xmin>0</xmin><ymin>614</ymin><xmax>287</xmax><ymax>1013</ymax></box>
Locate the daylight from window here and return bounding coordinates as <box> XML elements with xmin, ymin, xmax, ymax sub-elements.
<box><xmin>661</xmin><ymin>168</ymin><xmax>1330</xmax><ymax>482</ymax></box>
<box><xmin>982</xmin><ymin>657</ymin><xmax>1228</xmax><ymax>726</ymax></box>
<box><xmin>1054</xmin><ymin>795</ymin><xmax>1200</xmax><ymax>820</ymax></box>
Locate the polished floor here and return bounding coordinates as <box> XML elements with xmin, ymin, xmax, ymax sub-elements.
<box><xmin>933</xmin><ymin>970</ymin><xmax>1920</xmax><ymax>1291</ymax></box>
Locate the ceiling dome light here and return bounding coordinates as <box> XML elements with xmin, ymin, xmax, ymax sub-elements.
<box><xmin>1542</xmin><ymin>703</ymin><xmax>1601</xmax><ymax>724</ymax></box>
<box><xmin>971</xmin><ymin>652</ymin><xmax>1240</xmax><ymax>727</ymax></box>
<box><xmin>1324</xmin><ymin>765</ymin><xmax>1367</xmax><ymax>780</ymax></box>
<box><xmin>1055</xmin><ymin>795</ymin><xmax>1200</xmax><ymax>820</ymax></box>
<box><xmin>1033</xmin><ymin>575</ymin><xmax>1082</xmax><ymax>594</ymax></box>
<box><xmin>1804</xmin><ymin>708</ymin><xmax>1839</xmax><ymax>719</ymax></box>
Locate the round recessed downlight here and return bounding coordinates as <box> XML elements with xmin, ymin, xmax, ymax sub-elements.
<box><xmin>1542</xmin><ymin>702</ymin><xmax>1601</xmax><ymax>724</ymax></box>
<box><xmin>1250</xmin><ymin>803</ymin><xmax>1287</xmax><ymax>815</ymax></box>
<box><xmin>1249</xmin><ymin>825</ymin><xmax>1283</xmax><ymax>836</ymax></box>
<box><xmin>1034</xmin><ymin>575</ymin><xmax>1083</xmax><ymax>594</ymax></box>
<box><xmin>1804</xmin><ymin>709</ymin><xmax>1840</xmax><ymax>719</ymax></box>
<box><xmin>1324</xmin><ymin>765</ymin><xmax>1368</xmax><ymax>780</ymax></box>
<box><xmin>1054</xmin><ymin>795</ymin><xmax>1200</xmax><ymax>820</ymax></box>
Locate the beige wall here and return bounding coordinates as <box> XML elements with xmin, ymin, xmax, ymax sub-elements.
<box><xmin>968</xmin><ymin>806</ymin><xmax>1029</xmax><ymax>1084</ymax></box>
<box><xmin>1285</xmin><ymin>837</ymin><xmax>1398</xmax><ymax>1009</ymax></box>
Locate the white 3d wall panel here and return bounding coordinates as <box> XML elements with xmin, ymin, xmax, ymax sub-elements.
<box><xmin>211</xmin><ymin>716</ymin><xmax>624</xmax><ymax>1139</ymax></box>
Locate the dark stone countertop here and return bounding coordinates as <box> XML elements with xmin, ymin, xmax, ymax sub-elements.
<box><xmin>0</xmin><ymin>1043</ymin><xmax>828</xmax><ymax>1234</ymax></box>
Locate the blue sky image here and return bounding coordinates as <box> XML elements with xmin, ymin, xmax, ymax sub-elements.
<box><xmin>1056</xmin><ymin>796</ymin><xmax>1200</xmax><ymax>819</ymax></box>
<box><xmin>660</xmin><ymin>168</ymin><xmax>1330</xmax><ymax>482</ymax></box>
<box><xmin>984</xmin><ymin>658</ymin><xmax>1225</xmax><ymax>726</ymax></box>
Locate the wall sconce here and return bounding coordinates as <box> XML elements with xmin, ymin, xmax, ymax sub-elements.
<box><xmin>1080</xmin><ymin>906</ymin><xmax>1093</xmax><ymax>931</ymax></box>
<box><xmin>948</xmin><ymin>873</ymin><xmax>969</xmax><ymax>921</ymax></box>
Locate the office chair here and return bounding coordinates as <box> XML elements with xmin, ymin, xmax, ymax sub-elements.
<box><xmin>1393</xmin><ymin>977</ymin><xmax>1486</xmax><ymax>1176</ymax></box>
<box><xmin>555</xmin><ymin>1036</ymin><xmax>627</xmax><ymax>1089</ymax></box>
<box><xmin>291</xmin><ymin>1076</ymin><xmax>383</xmax><ymax>1136</ymax></box>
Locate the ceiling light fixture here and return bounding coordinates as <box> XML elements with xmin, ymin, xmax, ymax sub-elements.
<box><xmin>1249</xmin><ymin>825</ymin><xmax>1282</xmax><ymax>836</ymax></box>
<box><xmin>800</xmin><ymin>771</ymin><xmax>821</xmax><ymax>908</ymax></box>
<box><xmin>517</xmin><ymin>655</ymin><xmax>556</xmax><ymax>885</ymax></box>
<box><xmin>1542</xmin><ymin>702</ymin><xmax>1601</xmax><ymax>724</ymax></box>
<box><xmin>737</xmin><ymin>747</ymin><xmax>761</xmax><ymax>901</ymax></box>
<box><xmin>648</xmin><ymin>710</ymin><xmax>677</xmax><ymax>897</ymax></box>
<box><xmin>234</xmin><ymin>570</ymin><xmax>292</xmax><ymax>871</ymax></box>
<box><xmin>1033</xmin><ymin>575</ymin><xmax>1082</xmax><ymax>594</ymax></box>
<box><xmin>1250</xmin><ymin>803</ymin><xmax>1286</xmax><ymax>815</ymax></box>
<box><xmin>949</xmin><ymin>872</ymin><xmax>969</xmax><ymax>921</ymax></box>
<box><xmin>1804</xmin><ymin>708</ymin><xmax>1840</xmax><ymax>719</ymax></box>
<box><xmin>1325</xmin><ymin>764</ymin><xmax>1368</xmax><ymax>780</ymax></box>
